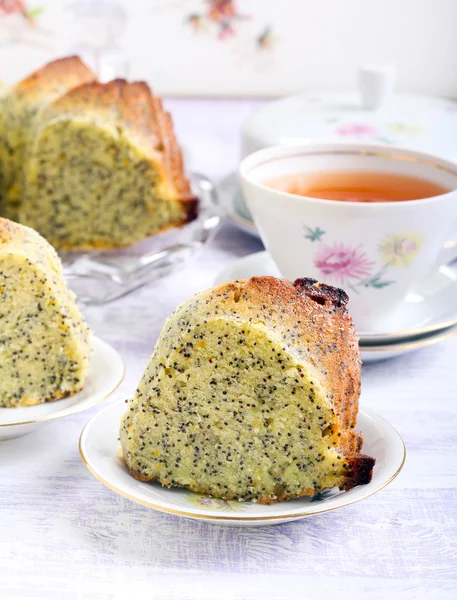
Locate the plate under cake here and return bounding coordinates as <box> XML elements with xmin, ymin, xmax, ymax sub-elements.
<box><xmin>0</xmin><ymin>336</ymin><xmax>124</xmax><ymax>440</ymax></box>
<box><xmin>80</xmin><ymin>400</ymin><xmax>405</xmax><ymax>527</ymax></box>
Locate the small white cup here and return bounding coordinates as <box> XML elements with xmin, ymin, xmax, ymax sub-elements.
<box><xmin>240</xmin><ymin>143</ymin><xmax>457</xmax><ymax>332</ymax></box>
<box><xmin>358</xmin><ymin>64</ymin><xmax>396</xmax><ymax>110</ymax></box>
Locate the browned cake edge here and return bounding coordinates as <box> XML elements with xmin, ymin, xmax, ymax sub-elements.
<box><xmin>14</xmin><ymin>55</ymin><xmax>96</xmax><ymax>97</ymax></box>
<box><xmin>39</xmin><ymin>78</ymin><xmax>194</xmax><ymax>204</ymax></box>
<box><xmin>122</xmin><ymin>275</ymin><xmax>375</xmax><ymax>504</ymax></box>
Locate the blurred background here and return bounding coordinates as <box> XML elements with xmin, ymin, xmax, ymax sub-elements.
<box><xmin>1</xmin><ymin>0</ymin><xmax>456</xmax><ymax>97</ymax></box>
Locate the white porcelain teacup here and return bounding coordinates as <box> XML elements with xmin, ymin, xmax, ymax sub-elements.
<box><xmin>240</xmin><ymin>143</ymin><xmax>457</xmax><ymax>332</ymax></box>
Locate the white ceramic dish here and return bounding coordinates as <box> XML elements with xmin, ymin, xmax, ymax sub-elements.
<box><xmin>0</xmin><ymin>337</ymin><xmax>124</xmax><ymax>441</ymax></box>
<box><xmin>360</xmin><ymin>325</ymin><xmax>457</xmax><ymax>363</ymax></box>
<box><xmin>218</xmin><ymin>173</ymin><xmax>259</xmax><ymax>238</ymax></box>
<box><xmin>80</xmin><ymin>401</ymin><xmax>405</xmax><ymax>527</ymax></box>
<box><xmin>63</xmin><ymin>173</ymin><xmax>221</xmax><ymax>305</ymax></box>
<box><xmin>214</xmin><ymin>251</ymin><xmax>457</xmax><ymax>345</ymax></box>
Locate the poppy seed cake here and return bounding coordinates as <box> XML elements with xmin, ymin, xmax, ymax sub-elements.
<box><xmin>0</xmin><ymin>58</ymin><xmax>196</xmax><ymax>250</ymax></box>
<box><xmin>0</xmin><ymin>56</ymin><xmax>96</xmax><ymax>220</ymax></box>
<box><xmin>0</xmin><ymin>218</ymin><xmax>92</xmax><ymax>407</ymax></box>
<box><xmin>120</xmin><ymin>276</ymin><xmax>375</xmax><ymax>504</ymax></box>
<box><xmin>20</xmin><ymin>78</ymin><xmax>196</xmax><ymax>250</ymax></box>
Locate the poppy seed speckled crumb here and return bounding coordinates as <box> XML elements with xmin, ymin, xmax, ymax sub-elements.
<box><xmin>0</xmin><ymin>218</ymin><xmax>92</xmax><ymax>408</ymax></box>
<box><xmin>0</xmin><ymin>58</ymin><xmax>197</xmax><ymax>250</ymax></box>
<box><xmin>0</xmin><ymin>56</ymin><xmax>95</xmax><ymax>221</ymax></box>
<box><xmin>120</xmin><ymin>276</ymin><xmax>375</xmax><ymax>504</ymax></box>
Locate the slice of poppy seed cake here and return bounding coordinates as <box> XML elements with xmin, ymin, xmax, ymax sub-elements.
<box><xmin>0</xmin><ymin>56</ymin><xmax>95</xmax><ymax>220</ymax></box>
<box><xmin>120</xmin><ymin>276</ymin><xmax>375</xmax><ymax>504</ymax></box>
<box><xmin>0</xmin><ymin>218</ymin><xmax>92</xmax><ymax>407</ymax></box>
<box><xmin>20</xmin><ymin>78</ymin><xmax>197</xmax><ymax>250</ymax></box>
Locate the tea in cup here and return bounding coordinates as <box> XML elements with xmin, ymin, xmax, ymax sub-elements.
<box><xmin>240</xmin><ymin>143</ymin><xmax>457</xmax><ymax>331</ymax></box>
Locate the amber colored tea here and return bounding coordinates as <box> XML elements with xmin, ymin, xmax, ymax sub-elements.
<box><xmin>264</xmin><ymin>171</ymin><xmax>450</xmax><ymax>202</ymax></box>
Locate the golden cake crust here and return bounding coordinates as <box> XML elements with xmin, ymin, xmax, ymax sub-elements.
<box><xmin>215</xmin><ymin>276</ymin><xmax>362</xmax><ymax>445</ymax></box>
<box><xmin>39</xmin><ymin>78</ymin><xmax>195</xmax><ymax>218</ymax></box>
<box><xmin>0</xmin><ymin>56</ymin><xmax>96</xmax><ymax>219</ymax></box>
<box><xmin>13</xmin><ymin>55</ymin><xmax>96</xmax><ymax>101</ymax></box>
<box><xmin>0</xmin><ymin>215</ymin><xmax>61</xmax><ymax>272</ymax></box>
<box><xmin>122</xmin><ymin>276</ymin><xmax>374</xmax><ymax>503</ymax></box>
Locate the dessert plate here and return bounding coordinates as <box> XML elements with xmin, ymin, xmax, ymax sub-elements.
<box><xmin>80</xmin><ymin>400</ymin><xmax>405</xmax><ymax>527</ymax></box>
<box><xmin>218</xmin><ymin>173</ymin><xmax>259</xmax><ymax>238</ymax></box>
<box><xmin>214</xmin><ymin>251</ymin><xmax>457</xmax><ymax>344</ymax></box>
<box><xmin>0</xmin><ymin>337</ymin><xmax>124</xmax><ymax>441</ymax></box>
<box><xmin>63</xmin><ymin>173</ymin><xmax>222</xmax><ymax>305</ymax></box>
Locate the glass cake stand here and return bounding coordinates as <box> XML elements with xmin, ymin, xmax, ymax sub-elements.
<box><xmin>62</xmin><ymin>173</ymin><xmax>221</xmax><ymax>305</ymax></box>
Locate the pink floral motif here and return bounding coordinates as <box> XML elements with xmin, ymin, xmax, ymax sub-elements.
<box><xmin>197</xmin><ymin>496</ymin><xmax>214</xmax><ymax>506</ymax></box>
<box><xmin>335</xmin><ymin>123</ymin><xmax>378</xmax><ymax>137</ymax></box>
<box><xmin>314</xmin><ymin>243</ymin><xmax>375</xmax><ymax>284</ymax></box>
<box><xmin>185</xmin><ymin>1</ymin><xmax>275</xmax><ymax>49</ymax></box>
<box><xmin>0</xmin><ymin>0</ymin><xmax>42</xmax><ymax>23</ymax></box>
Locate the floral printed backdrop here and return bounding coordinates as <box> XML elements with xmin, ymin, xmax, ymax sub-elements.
<box><xmin>0</xmin><ymin>0</ymin><xmax>456</xmax><ymax>96</ymax></box>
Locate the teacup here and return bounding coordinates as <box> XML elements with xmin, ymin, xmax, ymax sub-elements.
<box><xmin>239</xmin><ymin>143</ymin><xmax>457</xmax><ymax>332</ymax></box>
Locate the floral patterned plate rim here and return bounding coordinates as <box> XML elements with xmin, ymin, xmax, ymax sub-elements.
<box><xmin>79</xmin><ymin>400</ymin><xmax>405</xmax><ymax>525</ymax></box>
<box><xmin>213</xmin><ymin>251</ymin><xmax>457</xmax><ymax>344</ymax></box>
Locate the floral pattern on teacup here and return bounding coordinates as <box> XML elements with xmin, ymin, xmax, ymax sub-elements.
<box><xmin>387</xmin><ymin>122</ymin><xmax>424</xmax><ymax>138</ymax></box>
<box><xmin>186</xmin><ymin>492</ymin><xmax>248</xmax><ymax>511</ymax></box>
<box><xmin>314</xmin><ymin>243</ymin><xmax>375</xmax><ymax>285</ymax></box>
<box><xmin>379</xmin><ymin>233</ymin><xmax>422</xmax><ymax>267</ymax></box>
<box><xmin>335</xmin><ymin>123</ymin><xmax>378</xmax><ymax>137</ymax></box>
<box><xmin>304</xmin><ymin>226</ymin><xmax>422</xmax><ymax>292</ymax></box>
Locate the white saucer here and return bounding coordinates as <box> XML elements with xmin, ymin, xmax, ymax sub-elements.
<box><xmin>80</xmin><ymin>400</ymin><xmax>405</xmax><ymax>527</ymax></box>
<box><xmin>360</xmin><ymin>324</ymin><xmax>457</xmax><ymax>363</ymax></box>
<box><xmin>218</xmin><ymin>173</ymin><xmax>259</xmax><ymax>238</ymax></box>
<box><xmin>0</xmin><ymin>336</ymin><xmax>124</xmax><ymax>440</ymax></box>
<box><xmin>214</xmin><ymin>251</ymin><xmax>457</xmax><ymax>344</ymax></box>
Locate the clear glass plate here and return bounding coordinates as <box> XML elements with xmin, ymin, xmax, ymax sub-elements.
<box><xmin>62</xmin><ymin>173</ymin><xmax>221</xmax><ymax>305</ymax></box>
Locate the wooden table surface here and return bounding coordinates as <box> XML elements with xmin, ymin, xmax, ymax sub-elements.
<box><xmin>0</xmin><ymin>99</ymin><xmax>456</xmax><ymax>600</ymax></box>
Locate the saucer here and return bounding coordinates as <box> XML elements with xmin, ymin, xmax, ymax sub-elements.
<box><xmin>214</xmin><ymin>251</ymin><xmax>457</xmax><ymax>344</ymax></box>
<box><xmin>360</xmin><ymin>324</ymin><xmax>457</xmax><ymax>363</ymax></box>
<box><xmin>0</xmin><ymin>336</ymin><xmax>124</xmax><ymax>440</ymax></box>
<box><xmin>80</xmin><ymin>400</ymin><xmax>405</xmax><ymax>527</ymax></box>
<box><xmin>218</xmin><ymin>173</ymin><xmax>259</xmax><ymax>238</ymax></box>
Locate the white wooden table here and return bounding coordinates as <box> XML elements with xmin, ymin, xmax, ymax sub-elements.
<box><xmin>1</xmin><ymin>100</ymin><xmax>456</xmax><ymax>600</ymax></box>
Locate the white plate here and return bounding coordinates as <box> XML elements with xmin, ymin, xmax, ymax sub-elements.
<box><xmin>214</xmin><ymin>250</ymin><xmax>457</xmax><ymax>345</ymax></box>
<box><xmin>0</xmin><ymin>336</ymin><xmax>124</xmax><ymax>441</ymax></box>
<box><xmin>218</xmin><ymin>173</ymin><xmax>259</xmax><ymax>238</ymax></box>
<box><xmin>80</xmin><ymin>401</ymin><xmax>405</xmax><ymax>527</ymax></box>
<box><xmin>63</xmin><ymin>173</ymin><xmax>221</xmax><ymax>305</ymax></box>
